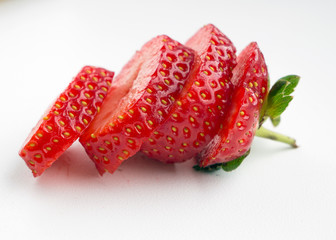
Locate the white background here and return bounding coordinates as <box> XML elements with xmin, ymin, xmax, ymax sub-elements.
<box><xmin>1</xmin><ymin>0</ymin><xmax>336</xmax><ymax>239</ymax></box>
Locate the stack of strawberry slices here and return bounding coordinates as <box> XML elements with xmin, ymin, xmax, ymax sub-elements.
<box><xmin>19</xmin><ymin>24</ymin><xmax>298</xmax><ymax>177</ymax></box>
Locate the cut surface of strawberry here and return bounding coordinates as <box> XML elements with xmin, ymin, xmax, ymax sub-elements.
<box><xmin>19</xmin><ymin>66</ymin><xmax>114</xmax><ymax>176</ymax></box>
<box><xmin>197</xmin><ymin>42</ymin><xmax>269</xmax><ymax>167</ymax></box>
<box><xmin>79</xmin><ymin>35</ymin><xmax>198</xmax><ymax>175</ymax></box>
<box><xmin>141</xmin><ymin>24</ymin><xmax>237</xmax><ymax>163</ymax></box>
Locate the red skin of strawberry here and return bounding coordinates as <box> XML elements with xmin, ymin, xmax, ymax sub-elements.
<box><xmin>198</xmin><ymin>42</ymin><xmax>269</xmax><ymax>167</ymax></box>
<box><xmin>19</xmin><ymin>66</ymin><xmax>114</xmax><ymax>176</ymax></box>
<box><xmin>141</xmin><ymin>24</ymin><xmax>237</xmax><ymax>163</ymax></box>
<box><xmin>79</xmin><ymin>35</ymin><xmax>198</xmax><ymax>175</ymax></box>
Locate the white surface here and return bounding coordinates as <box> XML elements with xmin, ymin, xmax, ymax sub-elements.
<box><xmin>1</xmin><ymin>0</ymin><xmax>336</xmax><ymax>239</ymax></box>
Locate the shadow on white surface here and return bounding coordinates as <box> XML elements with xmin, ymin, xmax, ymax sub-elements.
<box><xmin>12</xmin><ymin>139</ymin><xmax>298</xmax><ymax>180</ymax></box>
<box><xmin>10</xmin><ymin>138</ymin><xmax>299</xmax><ymax>191</ymax></box>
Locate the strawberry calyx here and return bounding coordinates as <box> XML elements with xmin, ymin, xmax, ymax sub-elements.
<box><xmin>259</xmin><ymin>75</ymin><xmax>300</xmax><ymax>127</ymax></box>
<box><xmin>194</xmin><ymin>74</ymin><xmax>300</xmax><ymax>172</ymax></box>
<box><xmin>194</xmin><ymin>149</ymin><xmax>250</xmax><ymax>172</ymax></box>
<box><xmin>254</xmin><ymin>74</ymin><xmax>300</xmax><ymax>148</ymax></box>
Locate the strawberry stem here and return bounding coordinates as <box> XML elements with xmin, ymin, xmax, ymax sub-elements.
<box><xmin>255</xmin><ymin>126</ymin><xmax>298</xmax><ymax>148</ymax></box>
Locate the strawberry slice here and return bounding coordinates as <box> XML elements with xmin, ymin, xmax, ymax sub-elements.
<box><xmin>197</xmin><ymin>42</ymin><xmax>269</xmax><ymax>167</ymax></box>
<box><xmin>79</xmin><ymin>35</ymin><xmax>198</xmax><ymax>175</ymax></box>
<box><xmin>141</xmin><ymin>24</ymin><xmax>237</xmax><ymax>163</ymax></box>
<box><xmin>19</xmin><ymin>66</ymin><xmax>114</xmax><ymax>177</ymax></box>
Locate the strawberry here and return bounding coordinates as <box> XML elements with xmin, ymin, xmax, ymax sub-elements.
<box><xmin>79</xmin><ymin>35</ymin><xmax>198</xmax><ymax>175</ymax></box>
<box><xmin>141</xmin><ymin>24</ymin><xmax>237</xmax><ymax>163</ymax></box>
<box><xmin>197</xmin><ymin>42</ymin><xmax>269</xmax><ymax>167</ymax></box>
<box><xmin>19</xmin><ymin>66</ymin><xmax>114</xmax><ymax>177</ymax></box>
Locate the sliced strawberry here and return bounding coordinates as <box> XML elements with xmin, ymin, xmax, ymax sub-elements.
<box><xmin>141</xmin><ymin>24</ymin><xmax>237</xmax><ymax>163</ymax></box>
<box><xmin>19</xmin><ymin>66</ymin><xmax>114</xmax><ymax>176</ymax></box>
<box><xmin>79</xmin><ymin>35</ymin><xmax>198</xmax><ymax>175</ymax></box>
<box><xmin>197</xmin><ymin>42</ymin><xmax>269</xmax><ymax>167</ymax></box>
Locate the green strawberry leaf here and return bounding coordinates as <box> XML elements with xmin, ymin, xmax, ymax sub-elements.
<box><xmin>270</xmin><ymin>116</ymin><xmax>281</xmax><ymax>127</ymax></box>
<box><xmin>265</xmin><ymin>75</ymin><xmax>300</xmax><ymax>119</ymax></box>
<box><xmin>193</xmin><ymin>149</ymin><xmax>250</xmax><ymax>173</ymax></box>
<box><xmin>257</xmin><ymin>75</ymin><xmax>299</xmax><ymax>148</ymax></box>
<box><xmin>222</xmin><ymin>149</ymin><xmax>250</xmax><ymax>172</ymax></box>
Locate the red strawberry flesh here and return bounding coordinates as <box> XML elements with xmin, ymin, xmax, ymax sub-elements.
<box><xmin>141</xmin><ymin>24</ymin><xmax>237</xmax><ymax>163</ymax></box>
<box><xmin>19</xmin><ymin>66</ymin><xmax>114</xmax><ymax>176</ymax></box>
<box><xmin>198</xmin><ymin>42</ymin><xmax>269</xmax><ymax>167</ymax></box>
<box><xmin>79</xmin><ymin>35</ymin><xmax>198</xmax><ymax>175</ymax></box>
